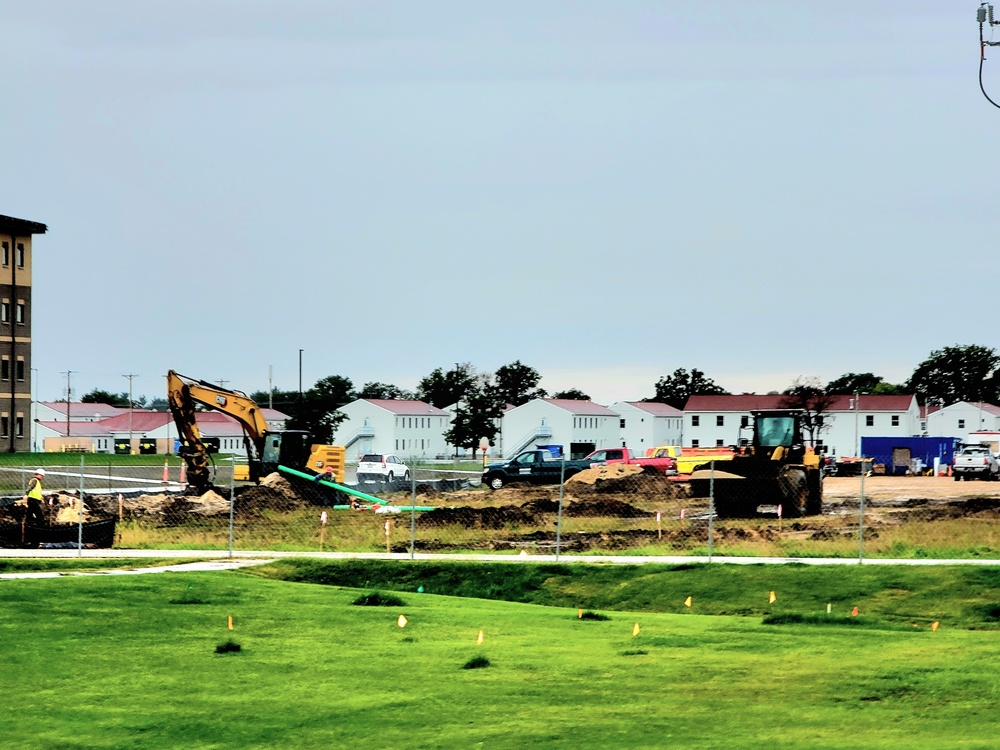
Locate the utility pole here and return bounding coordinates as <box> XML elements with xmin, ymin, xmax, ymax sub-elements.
<box><xmin>61</xmin><ymin>370</ymin><xmax>74</xmax><ymax>438</ymax></box>
<box><xmin>31</xmin><ymin>367</ymin><xmax>37</xmax><ymax>451</ymax></box>
<box><xmin>123</xmin><ymin>373</ymin><xmax>137</xmax><ymax>455</ymax></box>
<box><xmin>298</xmin><ymin>349</ymin><xmax>304</xmax><ymax>399</ymax></box>
<box><xmin>268</xmin><ymin>365</ymin><xmax>273</xmax><ymax>409</ymax></box>
<box><xmin>852</xmin><ymin>391</ymin><xmax>860</xmax><ymax>458</ymax></box>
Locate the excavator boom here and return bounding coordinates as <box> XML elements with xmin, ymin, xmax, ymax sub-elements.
<box><xmin>167</xmin><ymin>370</ymin><xmax>270</xmax><ymax>492</ymax></box>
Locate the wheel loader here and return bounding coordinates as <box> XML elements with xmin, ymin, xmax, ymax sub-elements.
<box><xmin>688</xmin><ymin>409</ymin><xmax>823</xmax><ymax>518</ymax></box>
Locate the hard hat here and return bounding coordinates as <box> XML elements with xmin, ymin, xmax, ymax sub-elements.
<box><xmin>34</xmin><ymin>468</ymin><xmax>45</xmax><ymax>477</ymax></box>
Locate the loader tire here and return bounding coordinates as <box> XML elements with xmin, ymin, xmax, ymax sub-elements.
<box><xmin>777</xmin><ymin>467</ymin><xmax>808</xmax><ymax>518</ymax></box>
<box><xmin>805</xmin><ymin>469</ymin><xmax>823</xmax><ymax>516</ymax></box>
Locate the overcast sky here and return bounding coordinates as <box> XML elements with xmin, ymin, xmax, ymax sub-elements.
<box><xmin>3</xmin><ymin>1</ymin><xmax>996</xmax><ymax>405</ymax></box>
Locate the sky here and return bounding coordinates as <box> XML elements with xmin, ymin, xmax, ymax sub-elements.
<box><xmin>3</xmin><ymin>1</ymin><xmax>998</xmax><ymax>405</ymax></box>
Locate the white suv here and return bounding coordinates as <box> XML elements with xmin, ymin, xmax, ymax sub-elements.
<box><xmin>356</xmin><ymin>454</ymin><xmax>410</xmax><ymax>484</ymax></box>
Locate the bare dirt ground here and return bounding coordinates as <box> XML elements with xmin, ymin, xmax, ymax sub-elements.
<box><xmin>824</xmin><ymin>475</ymin><xmax>1000</xmax><ymax>502</ymax></box>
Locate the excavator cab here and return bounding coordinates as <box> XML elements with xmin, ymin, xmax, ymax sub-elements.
<box><xmin>258</xmin><ymin>430</ymin><xmax>312</xmax><ymax>480</ymax></box>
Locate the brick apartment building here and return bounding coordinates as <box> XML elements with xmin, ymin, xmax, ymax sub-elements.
<box><xmin>0</xmin><ymin>214</ymin><xmax>46</xmax><ymax>452</ymax></box>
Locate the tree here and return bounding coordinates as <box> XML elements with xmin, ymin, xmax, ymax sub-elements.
<box><xmin>906</xmin><ymin>345</ymin><xmax>1000</xmax><ymax>404</ymax></box>
<box><xmin>251</xmin><ymin>374</ymin><xmax>355</xmax><ymax>444</ymax></box>
<box><xmin>648</xmin><ymin>368</ymin><xmax>728</xmax><ymax>409</ymax></box>
<box><xmin>826</xmin><ymin>372</ymin><xmax>886</xmax><ymax>395</ymax></box>
<box><xmin>492</xmin><ymin>360</ymin><xmax>547</xmax><ymax>406</ymax></box>
<box><xmin>80</xmin><ymin>389</ymin><xmax>131</xmax><ymax>408</ymax></box>
<box><xmin>551</xmin><ymin>388</ymin><xmax>591</xmax><ymax>400</ymax></box>
<box><xmin>444</xmin><ymin>379</ymin><xmax>505</xmax><ymax>456</ymax></box>
<box><xmin>145</xmin><ymin>397</ymin><xmax>169</xmax><ymax>411</ymax></box>
<box><xmin>825</xmin><ymin>372</ymin><xmax>904</xmax><ymax>396</ymax></box>
<box><xmin>780</xmin><ymin>376</ymin><xmax>835</xmax><ymax>447</ymax></box>
<box><xmin>416</xmin><ymin>363</ymin><xmax>477</xmax><ymax>407</ymax></box>
<box><xmin>357</xmin><ymin>382</ymin><xmax>415</xmax><ymax>400</ymax></box>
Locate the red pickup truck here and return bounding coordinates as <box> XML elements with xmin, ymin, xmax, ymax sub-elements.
<box><xmin>583</xmin><ymin>447</ymin><xmax>678</xmax><ymax>476</ymax></box>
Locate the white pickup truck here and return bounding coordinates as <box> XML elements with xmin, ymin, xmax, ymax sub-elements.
<box><xmin>953</xmin><ymin>445</ymin><xmax>1000</xmax><ymax>481</ymax></box>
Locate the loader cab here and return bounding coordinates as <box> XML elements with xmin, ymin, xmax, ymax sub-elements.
<box><xmin>750</xmin><ymin>410</ymin><xmax>806</xmax><ymax>461</ymax></box>
<box><xmin>258</xmin><ymin>430</ymin><xmax>312</xmax><ymax>479</ymax></box>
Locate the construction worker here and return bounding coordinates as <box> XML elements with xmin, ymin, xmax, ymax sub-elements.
<box><xmin>313</xmin><ymin>466</ymin><xmax>339</xmax><ymax>506</ymax></box>
<box><xmin>22</xmin><ymin>468</ymin><xmax>46</xmax><ymax>526</ymax></box>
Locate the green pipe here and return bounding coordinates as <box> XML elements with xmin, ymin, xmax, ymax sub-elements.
<box><xmin>278</xmin><ymin>465</ymin><xmax>436</xmax><ymax>511</ymax></box>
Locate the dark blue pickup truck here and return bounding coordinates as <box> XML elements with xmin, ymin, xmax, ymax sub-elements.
<box><xmin>482</xmin><ymin>450</ymin><xmax>593</xmax><ymax>490</ymax></box>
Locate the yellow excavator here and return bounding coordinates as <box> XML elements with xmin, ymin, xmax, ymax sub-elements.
<box><xmin>166</xmin><ymin>370</ymin><xmax>344</xmax><ymax>493</ymax></box>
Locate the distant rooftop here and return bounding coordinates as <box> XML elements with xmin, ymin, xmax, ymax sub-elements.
<box><xmin>0</xmin><ymin>214</ymin><xmax>47</xmax><ymax>235</ymax></box>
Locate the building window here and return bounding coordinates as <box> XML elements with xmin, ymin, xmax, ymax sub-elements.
<box><xmin>741</xmin><ymin>415</ymin><xmax>749</xmax><ymax>428</ymax></box>
<box><xmin>17</xmin><ymin>417</ymin><xmax>25</xmax><ymax>437</ymax></box>
<box><xmin>620</xmin><ymin>418</ymin><xmax>626</xmax><ymax>429</ymax></box>
<box><xmin>16</xmin><ymin>243</ymin><xmax>24</xmax><ymax>268</ymax></box>
<box><xmin>691</xmin><ymin>439</ymin><xmax>700</xmax><ymax>448</ymax></box>
<box><xmin>716</xmin><ymin>416</ymin><xmax>724</xmax><ymax>427</ymax></box>
<box><xmin>866</xmin><ymin>415</ymin><xmax>874</xmax><ymax>427</ymax></box>
<box><xmin>891</xmin><ymin>415</ymin><xmax>899</xmax><ymax>427</ymax></box>
<box><xmin>0</xmin><ymin>359</ymin><xmax>8</xmax><ymax>381</ymax></box>
<box><xmin>1</xmin><ymin>242</ymin><xmax>7</xmax><ymax>266</ymax></box>
<box><xmin>959</xmin><ymin>419</ymin><xmax>966</xmax><ymax>429</ymax></box>
<box><xmin>15</xmin><ymin>304</ymin><xmax>24</xmax><ymax>325</ymax></box>
<box><xmin>15</xmin><ymin>360</ymin><xmax>23</xmax><ymax>381</ymax></box>
<box><xmin>0</xmin><ymin>303</ymin><xmax>8</xmax><ymax>324</ymax></box>
<box><xmin>691</xmin><ymin>416</ymin><xmax>700</xmax><ymax>427</ymax></box>
<box><xmin>0</xmin><ymin>417</ymin><xmax>7</xmax><ymax>437</ymax></box>
<box><xmin>716</xmin><ymin>439</ymin><xmax>724</xmax><ymax>447</ymax></box>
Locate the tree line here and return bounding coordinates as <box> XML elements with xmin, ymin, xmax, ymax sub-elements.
<box><xmin>77</xmin><ymin>345</ymin><xmax>1000</xmax><ymax>447</ymax></box>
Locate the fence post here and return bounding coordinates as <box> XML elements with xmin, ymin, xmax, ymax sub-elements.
<box><xmin>555</xmin><ymin>456</ymin><xmax>566</xmax><ymax>560</ymax></box>
<box><xmin>228</xmin><ymin>459</ymin><xmax>235</xmax><ymax>558</ymax></box>
<box><xmin>858</xmin><ymin>458</ymin><xmax>866</xmax><ymax>564</ymax></box>
<box><xmin>77</xmin><ymin>454</ymin><xmax>85</xmax><ymax>556</ymax></box>
<box><xmin>409</xmin><ymin>456</ymin><xmax>417</xmax><ymax>560</ymax></box>
<box><xmin>708</xmin><ymin>461</ymin><xmax>714</xmax><ymax>563</ymax></box>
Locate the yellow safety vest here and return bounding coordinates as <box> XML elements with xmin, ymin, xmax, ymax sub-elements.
<box><xmin>27</xmin><ymin>477</ymin><xmax>43</xmax><ymax>501</ymax></box>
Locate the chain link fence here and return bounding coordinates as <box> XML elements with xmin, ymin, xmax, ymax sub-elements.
<box><xmin>0</xmin><ymin>453</ymin><xmax>997</xmax><ymax>559</ymax></box>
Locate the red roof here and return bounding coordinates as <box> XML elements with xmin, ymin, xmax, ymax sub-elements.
<box><xmin>96</xmin><ymin>411</ymin><xmax>173</xmax><ymax>432</ymax></box>
<box><xmin>40</xmin><ymin>401</ymin><xmax>125</xmax><ymax>418</ymax></box>
<box><xmin>358</xmin><ymin>399</ymin><xmax>448</xmax><ymax>416</ymax></box>
<box><xmin>619</xmin><ymin>401</ymin><xmax>683</xmax><ymax>416</ymax></box>
<box><xmin>543</xmin><ymin>399</ymin><xmax>619</xmax><ymax>416</ymax></box>
<box><xmin>685</xmin><ymin>395</ymin><xmax>786</xmax><ymax>412</ymax></box>
<box><xmin>36</xmin><ymin>421</ymin><xmax>111</xmax><ymax>437</ymax></box>
<box><xmin>685</xmin><ymin>394</ymin><xmax>915</xmax><ymax>412</ymax></box>
<box><xmin>969</xmin><ymin>402</ymin><xmax>1000</xmax><ymax>417</ymax></box>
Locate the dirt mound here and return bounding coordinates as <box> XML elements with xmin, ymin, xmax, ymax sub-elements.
<box><xmin>564</xmin><ymin>499</ymin><xmax>653</xmax><ymax>518</ymax></box>
<box><xmin>521</xmin><ymin>498</ymin><xmax>561</xmax><ymax>514</ymax></box>
<box><xmin>568</xmin><ymin>465</ymin><xmax>681</xmax><ymax>498</ymax></box>
<box><xmin>569</xmin><ymin>464</ymin><xmax>644</xmax><ymax>485</ymax></box>
<box><xmin>235</xmin><ymin>474</ymin><xmax>308</xmax><ymax>511</ymax></box>
<box><xmin>418</xmin><ymin>505</ymin><xmax>539</xmax><ymax>529</ymax></box>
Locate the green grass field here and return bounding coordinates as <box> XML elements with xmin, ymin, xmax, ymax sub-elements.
<box><xmin>2</xmin><ymin>560</ymin><xmax>1000</xmax><ymax>748</ymax></box>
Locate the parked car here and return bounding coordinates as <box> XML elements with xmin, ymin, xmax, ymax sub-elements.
<box><xmin>582</xmin><ymin>447</ymin><xmax>677</xmax><ymax>476</ymax></box>
<box><xmin>356</xmin><ymin>454</ymin><xmax>410</xmax><ymax>484</ymax></box>
<box><xmin>482</xmin><ymin>449</ymin><xmax>593</xmax><ymax>490</ymax></box>
<box><xmin>953</xmin><ymin>445</ymin><xmax>1000</xmax><ymax>481</ymax></box>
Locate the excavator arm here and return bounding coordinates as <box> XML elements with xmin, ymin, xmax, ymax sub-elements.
<box><xmin>166</xmin><ymin>370</ymin><xmax>270</xmax><ymax>492</ymax></box>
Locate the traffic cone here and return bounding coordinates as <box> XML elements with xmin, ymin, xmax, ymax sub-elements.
<box><xmin>162</xmin><ymin>460</ymin><xmax>169</xmax><ymax>483</ymax></box>
<box><xmin>179</xmin><ymin>462</ymin><xmax>186</xmax><ymax>484</ymax></box>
